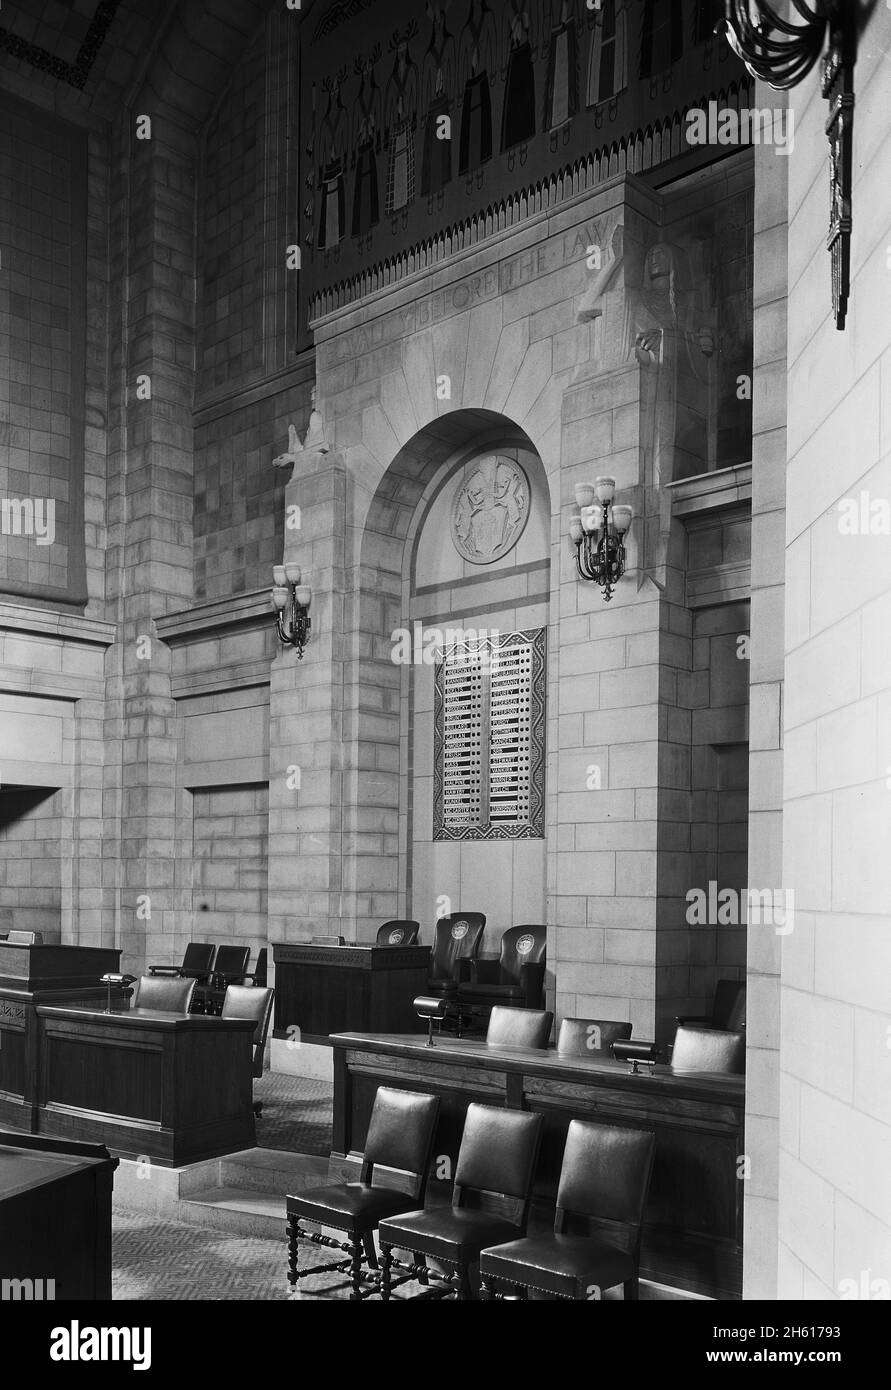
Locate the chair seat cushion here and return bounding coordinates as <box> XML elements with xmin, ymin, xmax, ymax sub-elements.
<box><xmin>479</xmin><ymin>1234</ymin><xmax>634</xmax><ymax>1299</ymax></box>
<box><xmin>457</xmin><ymin>983</ymin><xmax>524</xmax><ymax>1002</ymax></box>
<box><xmin>379</xmin><ymin>1207</ymin><xmax>520</xmax><ymax>1262</ymax></box>
<box><xmin>287</xmin><ymin>1183</ymin><xmax>419</xmax><ymax>1232</ymax></box>
<box><xmin>425</xmin><ymin>978</ymin><xmax>458</xmax><ymax>998</ymax></box>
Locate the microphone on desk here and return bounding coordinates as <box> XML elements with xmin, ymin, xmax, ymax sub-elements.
<box><xmin>100</xmin><ymin>973</ymin><xmax>137</xmax><ymax>1014</ymax></box>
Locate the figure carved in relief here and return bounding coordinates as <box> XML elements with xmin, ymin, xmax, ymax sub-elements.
<box><xmin>586</xmin><ymin>0</ymin><xmax>627</xmax><ymax>115</ymax></box>
<box><xmin>500</xmin><ymin>0</ymin><xmax>537</xmax><ymax>165</ymax></box>
<box><xmin>384</xmin><ymin>23</ymin><xmax>420</xmax><ymax>228</ymax></box>
<box><xmin>543</xmin><ymin>0</ymin><xmax>580</xmax><ymax>150</ymax></box>
<box><xmin>452</xmin><ymin>456</ymin><xmax>530</xmax><ymax>565</ymax></box>
<box><xmin>420</xmin><ymin>2</ymin><xmax>456</xmax><ymax>208</ymax></box>
<box><xmin>457</xmin><ymin>0</ymin><xmax>496</xmax><ymax>189</ymax></box>
<box><xmin>351</xmin><ymin>47</ymin><xmax>382</xmax><ymax>247</ymax></box>
<box><xmin>317</xmin><ymin>69</ymin><xmax>349</xmax><ymax>252</ymax></box>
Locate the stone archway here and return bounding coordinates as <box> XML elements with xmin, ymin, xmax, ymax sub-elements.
<box><xmin>339</xmin><ymin>410</ymin><xmax>552</xmax><ymax>941</ymax></box>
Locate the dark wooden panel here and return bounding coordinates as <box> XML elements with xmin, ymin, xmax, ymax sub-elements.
<box><xmin>43</xmin><ymin>1034</ymin><xmax>163</xmax><ymax>1121</ymax></box>
<box><xmin>0</xmin><ymin>1131</ymin><xmax>116</xmax><ymax>1300</ymax></box>
<box><xmin>273</xmin><ymin>945</ymin><xmax>431</xmax><ymax>1041</ymax></box>
<box><xmin>0</xmin><ymin>1023</ymin><xmax>27</xmax><ymax>1098</ymax></box>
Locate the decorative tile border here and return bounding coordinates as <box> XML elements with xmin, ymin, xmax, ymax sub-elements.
<box><xmin>0</xmin><ymin>0</ymin><xmax>122</xmax><ymax>91</ymax></box>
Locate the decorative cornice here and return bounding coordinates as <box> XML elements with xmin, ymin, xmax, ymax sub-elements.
<box><xmin>309</xmin><ymin>76</ymin><xmax>753</xmax><ymax>324</ymax></box>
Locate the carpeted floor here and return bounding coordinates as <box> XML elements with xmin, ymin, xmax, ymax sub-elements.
<box><xmin>253</xmin><ymin>1072</ymin><xmax>333</xmax><ymax>1155</ymax></box>
<box><xmin>112</xmin><ymin>1209</ymin><xmax>424</xmax><ymax>1301</ymax></box>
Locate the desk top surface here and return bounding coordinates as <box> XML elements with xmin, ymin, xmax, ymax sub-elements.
<box><xmin>37</xmin><ymin>1004</ymin><xmax>257</xmax><ymax>1031</ymax></box>
<box><xmin>0</xmin><ymin>1143</ymin><xmax>111</xmax><ymax>1200</ymax></box>
<box><xmin>331</xmin><ymin>1031</ymin><xmax>746</xmax><ymax>1099</ymax></box>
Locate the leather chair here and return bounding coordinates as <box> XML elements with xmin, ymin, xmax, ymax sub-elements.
<box><xmin>557</xmin><ymin>1018</ymin><xmax>632</xmax><ymax>1057</ymax></box>
<box><xmin>486</xmin><ymin>1004</ymin><xmax>553</xmax><ymax>1051</ymax></box>
<box><xmin>148</xmin><ymin>942</ymin><xmax>215</xmax><ymax>981</ymax></box>
<box><xmin>286</xmin><ymin>1086</ymin><xmax>440</xmax><ymax>1300</ymax></box>
<box><xmin>479</xmin><ymin>1119</ymin><xmax>656</xmax><ymax>1301</ymax></box>
<box><xmin>194</xmin><ymin>945</ymin><xmax>253</xmax><ymax>1016</ymax></box>
<box><xmin>425</xmin><ymin>913</ymin><xmax>485</xmax><ymax>1001</ymax></box>
<box><xmin>677</xmin><ymin>979</ymin><xmax>746</xmax><ymax>1031</ymax></box>
<box><xmin>379</xmin><ymin>1103</ymin><xmax>543</xmax><ymax>1301</ymax></box>
<box><xmin>221</xmin><ymin>986</ymin><xmax>275</xmax><ymax>1077</ymax></box>
<box><xmin>456</xmin><ymin>924</ymin><xmax>547</xmax><ymax>1026</ymax></box>
<box><xmin>222</xmin><ymin>985</ymin><xmax>275</xmax><ymax>1116</ymax></box>
<box><xmin>671</xmin><ymin>1024</ymin><xmax>745</xmax><ymax>1074</ymax></box>
<box><xmin>375</xmin><ymin>920</ymin><xmax>420</xmax><ymax>946</ymax></box>
<box><xmin>132</xmin><ymin>974</ymin><xmax>196</xmax><ymax>1013</ymax></box>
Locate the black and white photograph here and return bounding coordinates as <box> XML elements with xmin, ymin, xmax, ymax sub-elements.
<box><xmin>0</xmin><ymin>0</ymin><xmax>887</xmax><ymax>1359</ymax></box>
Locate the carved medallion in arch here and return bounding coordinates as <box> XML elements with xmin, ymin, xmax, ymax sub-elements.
<box><xmin>450</xmin><ymin>454</ymin><xmax>531</xmax><ymax>564</ymax></box>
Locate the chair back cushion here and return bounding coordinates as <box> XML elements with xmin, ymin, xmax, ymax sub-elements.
<box><xmin>376</xmin><ymin>920</ymin><xmax>420</xmax><ymax>947</ymax></box>
<box><xmin>181</xmin><ymin>942</ymin><xmax>215</xmax><ymax>978</ymax></box>
<box><xmin>671</xmin><ymin>1025</ymin><xmax>745</xmax><ymax>1074</ymax></box>
<box><xmin>557</xmin><ymin>1017</ymin><xmax>632</xmax><ymax>1057</ymax></box>
<box><xmin>430</xmin><ymin>913</ymin><xmax>485</xmax><ymax>978</ymax></box>
<box><xmin>454</xmin><ymin>1104</ymin><xmax>542</xmax><ymax>1199</ymax></box>
<box><xmin>214</xmin><ymin>945</ymin><xmax>251</xmax><ymax>977</ymax></box>
<box><xmin>557</xmin><ymin>1119</ymin><xmax>656</xmax><ymax>1228</ymax></box>
<box><xmin>486</xmin><ymin>1005</ymin><xmax>552</xmax><ymax>1050</ymax></box>
<box><xmin>222</xmin><ymin>984</ymin><xmax>274</xmax><ymax>1038</ymax></box>
<box><xmin>498</xmin><ymin>925</ymin><xmax>546</xmax><ymax>985</ymax></box>
<box><xmin>133</xmin><ymin>974</ymin><xmax>196</xmax><ymax>1013</ymax></box>
<box><xmin>363</xmin><ymin>1086</ymin><xmax>440</xmax><ymax>1177</ymax></box>
<box><xmin>712</xmin><ymin>979</ymin><xmax>746</xmax><ymax>1031</ymax></box>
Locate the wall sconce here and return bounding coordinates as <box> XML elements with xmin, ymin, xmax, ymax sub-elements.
<box><xmin>718</xmin><ymin>1</ymin><xmax>855</xmax><ymax>329</ymax></box>
<box><xmin>271</xmin><ymin>563</ymin><xmax>312</xmax><ymax>658</ymax></box>
<box><xmin>569</xmin><ymin>477</ymin><xmax>632</xmax><ymax>603</ymax></box>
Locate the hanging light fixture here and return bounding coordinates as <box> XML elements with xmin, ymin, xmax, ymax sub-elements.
<box><xmin>271</xmin><ymin>563</ymin><xmax>312</xmax><ymax>658</ymax></box>
<box><xmin>568</xmin><ymin>478</ymin><xmax>632</xmax><ymax>603</ymax></box>
<box><xmin>717</xmin><ymin>1</ymin><xmax>855</xmax><ymax>330</ymax></box>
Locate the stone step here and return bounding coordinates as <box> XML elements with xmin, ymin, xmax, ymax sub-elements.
<box><xmin>178</xmin><ymin>1186</ymin><xmax>290</xmax><ymax>1241</ymax></box>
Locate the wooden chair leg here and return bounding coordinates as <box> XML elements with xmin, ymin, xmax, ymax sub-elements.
<box><xmin>479</xmin><ymin>1276</ymin><xmax>493</xmax><ymax>1301</ymax></box>
<box><xmin>287</xmin><ymin>1215</ymin><xmax>300</xmax><ymax>1287</ymax></box>
<box><xmin>624</xmin><ymin>1276</ymin><xmax>639</xmax><ymax>1300</ymax></box>
<box><xmin>454</xmin><ymin>1262</ymin><xmax>471</xmax><ymax>1301</ymax></box>
<box><xmin>348</xmin><ymin>1235</ymin><xmax>364</xmax><ymax>1300</ymax></box>
<box><xmin>380</xmin><ymin>1242</ymin><xmax>393</xmax><ymax>1301</ymax></box>
<box><xmin>413</xmin><ymin>1250</ymin><xmax>429</xmax><ymax>1286</ymax></box>
<box><xmin>363</xmin><ymin>1232</ymin><xmax>378</xmax><ymax>1270</ymax></box>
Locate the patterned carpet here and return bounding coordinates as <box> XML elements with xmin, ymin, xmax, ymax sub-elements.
<box><xmin>112</xmin><ymin>1210</ymin><xmax>428</xmax><ymax>1301</ymax></box>
<box><xmin>253</xmin><ymin>1072</ymin><xmax>333</xmax><ymax>1155</ymax></box>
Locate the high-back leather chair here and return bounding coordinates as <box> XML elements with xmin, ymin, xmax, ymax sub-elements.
<box><xmin>375</xmin><ymin>920</ymin><xmax>420</xmax><ymax>947</ymax></box>
<box><xmin>132</xmin><ymin>974</ymin><xmax>196</xmax><ymax>1013</ymax></box>
<box><xmin>379</xmin><ymin>1103</ymin><xmax>543</xmax><ymax>1300</ymax></box>
<box><xmin>149</xmin><ymin>942</ymin><xmax>215</xmax><ymax>981</ymax></box>
<box><xmin>557</xmin><ymin>1017</ymin><xmax>632</xmax><ymax>1057</ymax></box>
<box><xmin>480</xmin><ymin>1119</ymin><xmax>657</xmax><ymax>1301</ymax></box>
<box><xmin>426</xmin><ymin>913</ymin><xmax>486</xmax><ymax>999</ymax></box>
<box><xmin>671</xmin><ymin>1025</ymin><xmax>745</xmax><ymax>1075</ymax></box>
<box><xmin>222</xmin><ymin>985</ymin><xmax>275</xmax><ymax>1079</ymax></box>
<box><xmin>194</xmin><ymin>944</ymin><xmax>254</xmax><ymax>1016</ymax></box>
<box><xmin>677</xmin><ymin>979</ymin><xmax>746</xmax><ymax>1032</ymax></box>
<box><xmin>486</xmin><ymin>1004</ymin><xmax>553</xmax><ymax>1051</ymax></box>
<box><xmin>456</xmin><ymin>924</ymin><xmax>547</xmax><ymax>1023</ymax></box>
<box><xmin>286</xmin><ymin>1086</ymin><xmax>440</xmax><ymax>1300</ymax></box>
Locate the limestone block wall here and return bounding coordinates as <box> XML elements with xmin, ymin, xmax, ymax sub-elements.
<box><xmin>777</xmin><ymin>12</ymin><xmax>891</xmax><ymax>1299</ymax></box>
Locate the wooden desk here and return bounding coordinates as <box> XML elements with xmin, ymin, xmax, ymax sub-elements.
<box><xmin>0</xmin><ymin>1130</ymin><xmax>117</xmax><ymax>1299</ymax></box>
<box><xmin>0</xmin><ymin>941</ymin><xmax>123</xmax><ymax>1132</ymax></box>
<box><xmin>30</xmin><ymin>1005</ymin><xmax>257</xmax><ymax>1166</ymax></box>
<box><xmin>331</xmin><ymin>1031</ymin><xmax>745</xmax><ymax>1300</ymax></box>
<box><xmin>273</xmin><ymin>943</ymin><xmax>431</xmax><ymax>1045</ymax></box>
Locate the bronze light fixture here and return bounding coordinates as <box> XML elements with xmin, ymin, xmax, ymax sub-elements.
<box><xmin>271</xmin><ymin>564</ymin><xmax>312</xmax><ymax>658</ymax></box>
<box><xmin>569</xmin><ymin>478</ymin><xmax>633</xmax><ymax>603</ymax></box>
<box><xmin>718</xmin><ymin>0</ymin><xmax>855</xmax><ymax>329</ymax></box>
